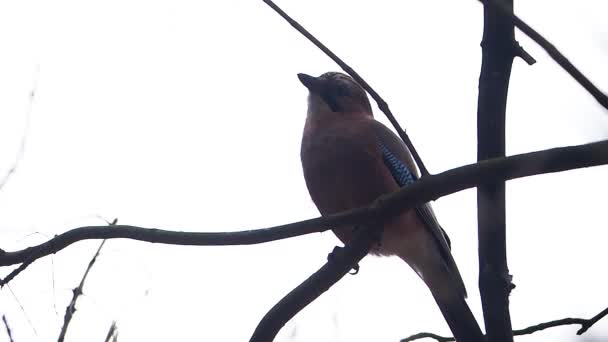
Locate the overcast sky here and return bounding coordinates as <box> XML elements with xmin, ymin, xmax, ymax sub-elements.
<box><xmin>0</xmin><ymin>0</ymin><xmax>607</xmax><ymax>341</ymax></box>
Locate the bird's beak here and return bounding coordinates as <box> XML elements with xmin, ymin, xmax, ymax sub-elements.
<box><xmin>297</xmin><ymin>73</ymin><xmax>322</xmax><ymax>93</ymax></box>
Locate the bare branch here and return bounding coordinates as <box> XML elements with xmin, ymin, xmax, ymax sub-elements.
<box><xmin>479</xmin><ymin>0</ymin><xmax>608</xmax><ymax>110</ymax></box>
<box><xmin>401</xmin><ymin>332</ymin><xmax>454</xmax><ymax>342</ymax></box>
<box><xmin>104</xmin><ymin>321</ymin><xmax>119</xmax><ymax>342</ymax></box>
<box><xmin>261</xmin><ymin>0</ymin><xmax>430</xmax><ymax>176</ymax></box>
<box><xmin>476</xmin><ymin>0</ymin><xmax>516</xmax><ymax>340</ymax></box>
<box><xmin>57</xmin><ymin>239</ymin><xmax>109</xmax><ymax>342</ymax></box>
<box><xmin>0</xmin><ymin>65</ymin><xmax>40</xmax><ymax>193</ymax></box>
<box><xmin>249</xmin><ymin>225</ymin><xmax>381</xmax><ymax>342</ymax></box>
<box><xmin>2</xmin><ymin>315</ymin><xmax>15</xmax><ymax>342</ymax></box>
<box><xmin>0</xmin><ymin>140</ymin><xmax>606</xmax><ymax>273</ymax></box>
<box><xmin>401</xmin><ymin>306</ymin><xmax>608</xmax><ymax>341</ymax></box>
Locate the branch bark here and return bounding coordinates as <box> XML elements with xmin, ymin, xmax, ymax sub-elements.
<box><xmin>479</xmin><ymin>0</ymin><xmax>608</xmax><ymax>110</ymax></box>
<box><xmin>57</xmin><ymin>239</ymin><xmax>108</xmax><ymax>342</ymax></box>
<box><xmin>249</xmin><ymin>225</ymin><xmax>380</xmax><ymax>342</ymax></box>
<box><xmin>401</xmin><ymin>305</ymin><xmax>608</xmax><ymax>341</ymax></box>
<box><xmin>1</xmin><ymin>140</ymin><xmax>606</xmax><ymax>279</ymax></box>
<box><xmin>476</xmin><ymin>0</ymin><xmax>517</xmax><ymax>340</ymax></box>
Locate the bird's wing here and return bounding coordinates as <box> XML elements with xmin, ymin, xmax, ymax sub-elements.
<box><xmin>372</xmin><ymin>120</ymin><xmax>467</xmax><ymax>297</ymax></box>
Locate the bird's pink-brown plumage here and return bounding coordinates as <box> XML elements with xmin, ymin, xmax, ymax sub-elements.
<box><xmin>299</xmin><ymin>72</ymin><xmax>484</xmax><ymax>342</ymax></box>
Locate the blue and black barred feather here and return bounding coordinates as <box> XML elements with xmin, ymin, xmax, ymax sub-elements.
<box><xmin>378</xmin><ymin>141</ymin><xmax>452</xmax><ymax>249</ymax></box>
<box><xmin>378</xmin><ymin>142</ymin><xmax>417</xmax><ymax>187</ymax></box>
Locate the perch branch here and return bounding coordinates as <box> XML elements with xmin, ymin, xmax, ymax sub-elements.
<box><xmin>0</xmin><ymin>140</ymin><xmax>606</xmax><ymax>276</ymax></box>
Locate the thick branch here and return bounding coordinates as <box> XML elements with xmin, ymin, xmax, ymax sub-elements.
<box><xmin>476</xmin><ymin>0</ymin><xmax>515</xmax><ymax>340</ymax></box>
<box><xmin>249</xmin><ymin>225</ymin><xmax>380</xmax><ymax>342</ymax></box>
<box><xmin>0</xmin><ymin>140</ymin><xmax>606</xmax><ymax>272</ymax></box>
<box><xmin>401</xmin><ymin>305</ymin><xmax>608</xmax><ymax>341</ymax></box>
<box><xmin>261</xmin><ymin>0</ymin><xmax>429</xmax><ymax>176</ymax></box>
<box><xmin>479</xmin><ymin>0</ymin><xmax>608</xmax><ymax>110</ymax></box>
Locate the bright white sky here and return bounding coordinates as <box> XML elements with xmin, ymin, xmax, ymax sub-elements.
<box><xmin>0</xmin><ymin>0</ymin><xmax>607</xmax><ymax>341</ymax></box>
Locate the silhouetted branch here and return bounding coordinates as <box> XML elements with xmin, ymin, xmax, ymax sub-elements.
<box><xmin>0</xmin><ymin>140</ymin><xmax>606</xmax><ymax>274</ymax></box>
<box><xmin>104</xmin><ymin>321</ymin><xmax>119</xmax><ymax>342</ymax></box>
<box><xmin>479</xmin><ymin>0</ymin><xmax>608</xmax><ymax>110</ymax></box>
<box><xmin>401</xmin><ymin>332</ymin><xmax>453</xmax><ymax>342</ymax></box>
<box><xmin>0</xmin><ymin>256</ymin><xmax>35</xmax><ymax>288</ymax></box>
<box><xmin>2</xmin><ymin>315</ymin><xmax>15</xmax><ymax>342</ymax></box>
<box><xmin>249</xmin><ymin>225</ymin><xmax>381</xmax><ymax>342</ymax></box>
<box><xmin>476</xmin><ymin>0</ymin><xmax>516</xmax><ymax>340</ymax></box>
<box><xmin>401</xmin><ymin>305</ymin><xmax>608</xmax><ymax>341</ymax></box>
<box><xmin>261</xmin><ymin>0</ymin><xmax>430</xmax><ymax>177</ymax></box>
<box><xmin>57</xmin><ymin>239</ymin><xmax>108</xmax><ymax>342</ymax></box>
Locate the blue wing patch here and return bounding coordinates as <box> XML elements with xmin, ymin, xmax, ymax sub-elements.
<box><xmin>378</xmin><ymin>142</ymin><xmax>417</xmax><ymax>187</ymax></box>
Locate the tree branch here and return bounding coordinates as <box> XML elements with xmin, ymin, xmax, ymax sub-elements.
<box><xmin>479</xmin><ymin>0</ymin><xmax>608</xmax><ymax>110</ymax></box>
<box><xmin>2</xmin><ymin>315</ymin><xmax>15</xmax><ymax>342</ymax></box>
<box><xmin>103</xmin><ymin>321</ymin><xmax>119</xmax><ymax>342</ymax></box>
<box><xmin>261</xmin><ymin>0</ymin><xmax>430</xmax><ymax>176</ymax></box>
<box><xmin>0</xmin><ymin>65</ymin><xmax>39</xmax><ymax>193</ymax></box>
<box><xmin>476</xmin><ymin>0</ymin><xmax>516</xmax><ymax>339</ymax></box>
<box><xmin>249</xmin><ymin>225</ymin><xmax>381</xmax><ymax>342</ymax></box>
<box><xmin>401</xmin><ymin>305</ymin><xmax>608</xmax><ymax>341</ymax></box>
<box><xmin>0</xmin><ymin>140</ymin><xmax>606</xmax><ymax>276</ymax></box>
<box><xmin>57</xmin><ymin>239</ymin><xmax>109</xmax><ymax>342</ymax></box>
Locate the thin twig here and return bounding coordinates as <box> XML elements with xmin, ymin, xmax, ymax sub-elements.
<box><xmin>104</xmin><ymin>321</ymin><xmax>119</xmax><ymax>342</ymax></box>
<box><xmin>57</xmin><ymin>239</ymin><xmax>109</xmax><ymax>342</ymax></box>
<box><xmin>0</xmin><ymin>65</ymin><xmax>40</xmax><ymax>192</ymax></box>
<box><xmin>401</xmin><ymin>332</ymin><xmax>453</xmax><ymax>342</ymax></box>
<box><xmin>261</xmin><ymin>0</ymin><xmax>430</xmax><ymax>176</ymax></box>
<box><xmin>401</xmin><ymin>305</ymin><xmax>608</xmax><ymax>341</ymax></box>
<box><xmin>0</xmin><ymin>140</ymin><xmax>606</xmax><ymax>271</ymax></box>
<box><xmin>7</xmin><ymin>285</ymin><xmax>37</xmax><ymax>336</ymax></box>
<box><xmin>2</xmin><ymin>315</ymin><xmax>15</xmax><ymax>342</ymax></box>
<box><xmin>0</xmin><ymin>257</ymin><xmax>35</xmax><ymax>288</ymax></box>
<box><xmin>479</xmin><ymin>0</ymin><xmax>608</xmax><ymax>110</ymax></box>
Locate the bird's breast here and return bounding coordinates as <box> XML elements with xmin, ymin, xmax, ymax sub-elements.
<box><xmin>301</xmin><ymin>129</ymin><xmax>395</xmax><ymax>216</ymax></box>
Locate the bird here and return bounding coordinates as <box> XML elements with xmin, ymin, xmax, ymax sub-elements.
<box><xmin>298</xmin><ymin>71</ymin><xmax>484</xmax><ymax>342</ymax></box>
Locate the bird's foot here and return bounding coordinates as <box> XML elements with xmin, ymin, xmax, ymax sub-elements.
<box><xmin>327</xmin><ymin>246</ymin><xmax>360</xmax><ymax>275</ymax></box>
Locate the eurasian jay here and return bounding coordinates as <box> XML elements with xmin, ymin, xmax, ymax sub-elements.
<box><xmin>298</xmin><ymin>72</ymin><xmax>484</xmax><ymax>342</ymax></box>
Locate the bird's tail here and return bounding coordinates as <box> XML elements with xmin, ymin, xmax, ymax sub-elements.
<box><xmin>423</xmin><ymin>267</ymin><xmax>485</xmax><ymax>342</ymax></box>
<box><xmin>431</xmin><ymin>288</ymin><xmax>484</xmax><ymax>342</ymax></box>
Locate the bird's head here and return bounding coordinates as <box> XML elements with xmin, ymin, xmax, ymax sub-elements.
<box><xmin>297</xmin><ymin>72</ymin><xmax>372</xmax><ymax>118</ymax></box>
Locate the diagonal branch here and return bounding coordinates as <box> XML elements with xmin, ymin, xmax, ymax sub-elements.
<box><xmin>261</xmin><ymin>0</ymin><xmax>430</xmax><ymax>176</ymax></box>
<box><xmin>0</xmin><ymin>140</ymin><xmax>606</xmax><ymax>274</ymax></box>
<box><xmin>401</xmin><ymin>305</ymin><xmax>608</xmax><ymax>341</ymax></box>
<box><xmin>249</xmin><ymin>225</ymin><xmax>380</xmax><ymax>342</ymax></box>
<box><xmin>57</xmin><ymin>238</ymin><xmax>109</xmax><ymax>342</ymax></box>
<box><xmin>479</xmin><ymin>0</ymin><xmax>608</xmax><ymax>110</ymax></box>
<box><xmin>2</xmin><ymin>315</ymin><xmax>15</xmax><ymax>342</ymax></box>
